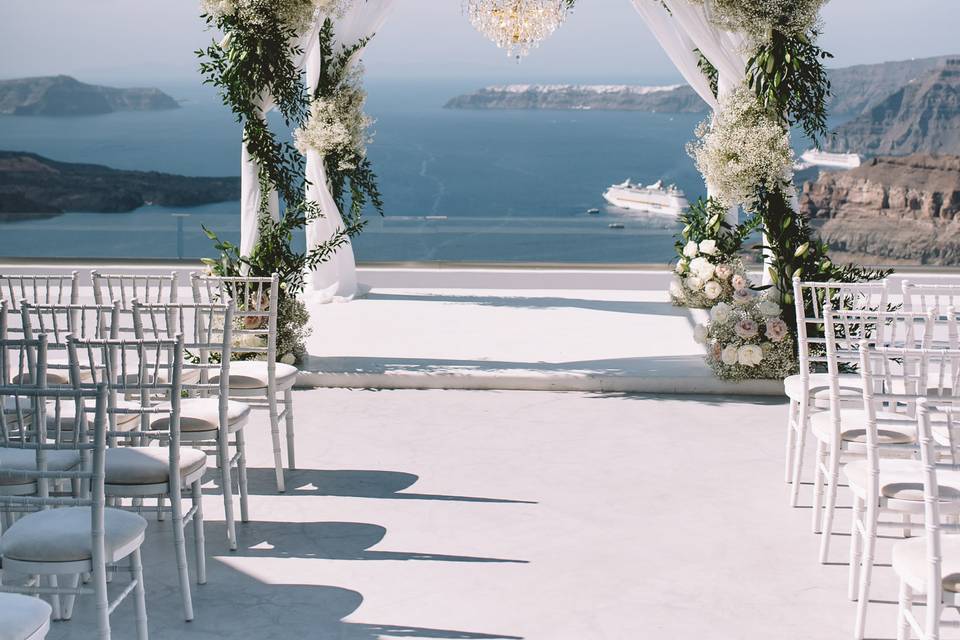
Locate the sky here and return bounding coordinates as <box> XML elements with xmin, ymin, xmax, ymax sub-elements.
<box><xmin>0</xmin><ymin>0</ymin><xmax>958</xmax><ymax>86</ymax></box>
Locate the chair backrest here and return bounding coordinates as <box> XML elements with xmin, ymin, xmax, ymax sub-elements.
<box><xmin>0</xmin><ymin>329</ymin><xmax>48</xmax><ymax>444</ymax></box>
<box><xmin>0</xmin><ymin>384</ymin><xmax>107</xmax><ymax>505</ymax></box>
<box><xmin>190</xmin><ymin>273</ymin><xmax>278</xmax><ymax>365</ymax></box>
<box><xmin>92</xmin><ymin>271</ymin><xmax>179</xmax><ymax>339</ymax></box>
<box><xmin>67</xmin><ymin>336</ymin><xmax>185</xmax><ymax>486</ymax></box>
<box><xmin>131</xmin><ymin>300</ymin><xmax>234</xmax><ymax>400</ymax></box>
<box><xmin>902</xmin><ymin>280</ymin><xmax>960</xmax><ymax>314</ymax></box>
<box><xmin>825</xmin><ymin>308</ymin><xmax>939</xmax><ymax>446</ymax></box>
<box><xmin>0</xmin><ymin>272</ymin><xmax>79</xmax><ymax>337</ymax></box>
<box><xmin>792</xmin><ymin>278</ymin><xmax>889</xmax><ymax>380</ymax></box>
<box><xmin>21</xmin><ymin>301</ymin><xmax>120</xmax><ymax>385</ymax></box>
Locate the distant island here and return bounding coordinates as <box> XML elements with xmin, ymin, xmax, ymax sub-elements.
<box><xmin>0</xmin><ymin>151</ymin><xmax>239</xmax><ymax>219</ymax></box>
<box><xmin>444</xmin><ymin>84</ymin><xmax>706</xmax><ymax>113</ymax></box>
<box><xmin>0</xmin><ymin>75</ymin><xmax>179</xmax><ymax>116</ymax></box>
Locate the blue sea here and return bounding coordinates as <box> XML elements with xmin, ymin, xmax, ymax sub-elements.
<box><xmin>0</xmin><ymin>79</ymin><xmax>718</xmax><ymax>264</ymax></box>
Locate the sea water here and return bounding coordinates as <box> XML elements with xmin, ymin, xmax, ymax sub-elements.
<box><xmin>0</xmin><ymin>79</ymin><xmax>710</xmax><ymax>263</ymax></box>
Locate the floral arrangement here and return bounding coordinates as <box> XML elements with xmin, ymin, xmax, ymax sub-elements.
<box><xmin>690</xmin><ymin>0</ymin><xmax>825</xmax><ymax>44</ymax></box>
<box><xmin>695</xmin><ymin>293</ymin><xmax>797</xmax><ymax>381</ymax></box>
<box><xmin>200</xmin><ymin>0</ymin><xmax>346</xmax><ymax>32</ymax></box>
<box><xmin>670</xmin><ymin>197</ymin><xmax>752</xmax><ymax>308</ymax></box>
<box><xmin>687</xmin><ymin>84</ymin><xmax>793</xmax><ymax>211</ymax></box>
<box><xmin>294</xmin><ymin>65</ymin><xmax>373</xmax><ymax>172</ymax></box>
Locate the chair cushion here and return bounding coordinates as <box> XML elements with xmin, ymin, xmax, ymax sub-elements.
<box><xmin>844</xmin><ymin>458</ymin><xmax>960</xmax><ymax>501</ymax></box>
<box><xmin>104</xmin><ymin>446</ymin><xmax>207</xmax><ymax>486</ymax></box>
<box><xmin>784</xmin><ymin>373</ymin><xmax>862</xmax><ymax>405</ymax></box>
<box><xmin>893</xmin><ymin>535</ymin><xmax>960</xmax><ymax>594</ymax></box>
<box><xmin>810</xmin><ymin>409</ymin><xmax>916</xmax><ymax>445</ymax></box>
<box><xmin>212</xmin><ymin>361</ymin><xmax>298</xmax><ymax>390</ymax></box>
<box><xmin>0</xmin><ymin>506</ymin><xmax>146</xmax><ymax>563</ymax></box>
<box><xmin>0</xmin><ymin>592</ymin><xmax>51</xmax><ymax>640</ymax></box>
<box><xmin>0</xmin><ymin>447</ymin><xmax>81</xmax><ymax>486</ymax></box>
<box><xmin>118</xmin><ymin>368</ymin><xmax>202</xmax><ymax>387</ymax></box>
<box><xmin>149</xmin><ymin>398</ymin><xmax>250</xmax><ymax>433</ymax></box>
<box><xmin>45</xmin><ymin>399</ymin><xmax>140</xmax><ymax>432</ymax></box>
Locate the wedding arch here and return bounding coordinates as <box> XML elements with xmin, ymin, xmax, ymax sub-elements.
<box><xmin>196</xmin><ymin>0</ymin><xmax>884</xmax><ymax>370</ymax></box>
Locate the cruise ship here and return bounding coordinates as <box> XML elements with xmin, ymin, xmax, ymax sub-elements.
<box><xmin>794</xmin><ymin>149</ymin><xmax>862</xmax><ymax>170</ymax></box>
<box><xmin>602</xmin><ymin>179</ymin><xmax>689</xmax><ymax>216</ymax></box>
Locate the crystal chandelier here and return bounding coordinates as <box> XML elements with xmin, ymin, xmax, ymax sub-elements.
<box><xmin>465</xmin><ymin>0</ymin><xmax>571</xmax><ymax>60</ymax></box>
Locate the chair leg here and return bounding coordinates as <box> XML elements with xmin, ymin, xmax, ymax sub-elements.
<box><xmin>902</xmin><ymin>512</ymin><xmax>911</xmax><ymax>539</ymax></box>
<box><xmin>785</xmin><ymin>399</ymin><xmax>799</xmax><ymax>483</ymax></box>
<box><xmin>897</xmin><ymin>580</ymin><xmax>913</xmax><ymax>640</ymax></box>
<box><xmin>218</xmin><ymin>433</ymin><xmax>238</xmax><ymax>551</ymax></box>
<box><xmin>267</xmin><ymin>390</ymin><xmax>285</xmax><ymax>493</ymax></box>
<box><xmin>236</xmin><ymin>429</ymin><xmax>250</xmax><ymax>524</ymax></box>
<box><xmin>819</xmin><ymin>443</ymin><xmax>842</xmax><ymax>563</ymax></box>
<box><xmin>157</xmin><ymin>494</ymin><xmax>165</xmax><ymax>522</ymax></box>
<box><xmin>855</xmin><ymin>500</ymin><xmax>879</xmax><ymax>640</ymax></box>
<box><xmin>791</xmin><ymin>399</ymin><xmax>811</xmax><ymax>508</ymax></box>
<box><xmin>812</xmin><ymin>440</ymin><xmax>826</xmax><ymax>533</ymax></box>
<box><xmin>170</xmin><ymin>490</ymin><xmax>194</xmax><ymax>621</ymax></box>
<box><xmin>192</xmin><ymin>480</ymin><xmax>207</xmax><ymax>585</ymax></box>
<box><xmin>130</xmin><ymin>548</ymin><xmax>149</xmax><ymax>640</ymax></box>
<box><xmin>284</xmin><ymin>388</ymin><xmax>296</xmax><ymax>471</ymax></box>
<box><xmin>848</xmin><ymin>496</ymin><xmax>865</xmax><ymax>601</ymax></box>
<box><xmin>62</xmin><ymin>573</ymin><xmax>81</xmax><ymax>619</ymax></box>
<box><xmin>48</xmin><ymin>574</ymin><xmax>62</xmax><ymax>621</ymax></box>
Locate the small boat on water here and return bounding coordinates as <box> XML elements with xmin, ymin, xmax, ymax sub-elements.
<box><xmin>602</xmin><ymin>179</ymin><xmax>688</xmax><ymax>217</ymax></box>
<box><xmin>608</xmin><ymin>222</ymin><xmax>625</xmax><ymax>229</ymax></box>
<box><xmin>586</xmin><ymin>208</ymin><xmax>600</xmax><ymax>215</ymax></box>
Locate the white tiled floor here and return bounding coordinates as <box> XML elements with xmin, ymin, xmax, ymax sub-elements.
<box><xmin>36</xmin><ymin>387</ymin><xmax>927</xmax><ymax>639</ymax></box>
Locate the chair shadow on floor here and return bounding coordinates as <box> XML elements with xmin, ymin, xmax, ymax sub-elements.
<box><xmin>206</xmin><ymin>467</ymin><xmax>537</xmax><ymax>504</ymax></box>
<box><xmin>202</xmin><ymin>520</ymin><xmax>528</xmax><ymax>564</ymax></box>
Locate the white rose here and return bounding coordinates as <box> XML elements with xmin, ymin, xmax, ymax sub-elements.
<box><xmin>689</xmin><ymin>257</ymin><xmax>716</xmax><ymax>281</ymax></box>
<box><xmin>699</xmin><ymin>239</ymin><xmax>717</xmax><ymax>255</ymax></box>
<box><xmin>683</xmin><ymin>241</ymin><xmax>699</xmax><ymax>258</ymax></box>
<box><xmin>686</xmin><ymin>275</ymin><xmax>704</xmax><ymax>291</ymax></box>
<box><xmin>703</xmin><ymin>280</ymin><xmax>723</xmax><ymax>300</ymax></box>
<box><xmin>675</xmin><ymin>259</ymin><xmax>687</xmax><ymax>274</ymax></box>
<box><xmin>721</xmin><ymin>345</ymin><xmax>739</xmax><ymax>366</ymax></box>
<box><xmin>758</xmin><ymin>299</ymin><xmax>781</xmax><ymax>317</ymax></box>
<box><xmin>714</xmin><ymin>264</ymin><xmax>733</xmax><ymax>280</ymax></box>
<box><xmin>710</xmin><ymin>301</ymin><xmax>732</xmax><ymax>324</ymax></box>
<box><xmin>693</xmin><ymin>324</ymin><xmax>708</xmax><ymax>344</ymax></box>
<box><xmin>738</xmin><ymin>344</ymin><xmax>763</xmax><ymax>366</ymax></box>
<box><xmin>731</xmin><ymin>274</ymin><xmax>748</xmax><ymax>290</ymax></box>
<box><xmin>669</xmin><ymin>277</ymin><xmax>684</xmax><ymax>298</ymax></box>
<box><xmin>280</xmin><ymin>353</ymin><xmax>296</xmax><ymax>365</ymax></box>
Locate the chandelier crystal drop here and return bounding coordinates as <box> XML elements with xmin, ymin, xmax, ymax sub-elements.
<box><xmin>465</xmin><ymin>0</ymin><xmax>571</xmax><ymax>60</ymax></box>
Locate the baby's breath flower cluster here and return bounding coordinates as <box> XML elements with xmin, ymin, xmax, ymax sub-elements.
<box><xmin>689</xmin><ymin>0</ymin><xmax>825</xmax><ymax>45</ymax></box>
<box><xmin>695</xmin><ymin>292</ymin><xmax>797</xmax><ymax>381</ymax></box>
<box><xmin>687</xmin><ymin>85</ymin><xmax>794</xmax><ymax>211</ymax></box>
<box><xmin>201</xmin><ymin>0</ymin><xmax>347</xmax><ymax>32</ymax></box>
<box><xmin>294</xmin><ymin>66</ymin><xmax>372</xmax><ymax>171</ymax></box>
<box><xmin>671</xmin><ymin>241</ymin><xmax>748</xmax><ymax>309</ymax></box>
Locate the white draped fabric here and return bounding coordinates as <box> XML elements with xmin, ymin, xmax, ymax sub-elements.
<box><xmin>303</xmin><ymin>0</ymin><xmax>395</xmax><ymax>302</ymax></box>
<box><xmin>630</xmin><ymin>0</ymin><xmax>750</xmax><ymax>225</ymax></box>
<box><xmin>238</xmin><ymin>21</ymin><xmax>321</xmax><ymax>262</ymax></box>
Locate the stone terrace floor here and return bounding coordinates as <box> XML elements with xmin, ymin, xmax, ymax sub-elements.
<box><xmin>42</xmin><ymin>387</ymin><xmax>920</xmax><ymax>639</ymax></box>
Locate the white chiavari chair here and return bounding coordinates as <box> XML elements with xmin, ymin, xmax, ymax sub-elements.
<box><xmin>902</xmin><ymin>280</ymin><xmax>960</xmax><ymax>314</ymax></box>
<box><xmin>0</xmin><ymin>274</ymin><xmax>78</xmax><ymax>339</ymax></box>
<box><xmin>68</xmin><ymin>335</ymin><xmax>205</xmax><ymax>622</ymax></box>
<box><xmin>190</xmin><ymin>273</ymin><xmax>297</xmax><ymax>493</ymax></box>
<box><xmin>0</xmin><ymin>385</ymin><xmax>149</xmax><ymax>640</ymax></box>
<box><xmin>132</xmin><ymin>300</ymin><xmax>250</xmax><ymax>551</ymax></box>
<box><xmin>847</xmin><ymin>344</ymin><xmax>960</xmax><ymax>639</ymax></box>
<box><xmin>787</xmin><ymin>278</ymin><xmax>889</xmax><ymax>508</ymax></box>
<box><xmin>816</xmin><ymin>305</ymin><xmax>936</xmax><ymax>566</ymax></box>
<box><xmin>20</xmin><ymin>301</ymin><xmax>119</xmax><ymax>386</ymax></box>
<box><xmin>893</xmin><ymin>400</ymin><xmax>960</xmax><ymax>640</ymax></box>
<box><xmin>91</xmin><ymin>271</ymin><xmax>178</xmax><ymax>337</ymax></box>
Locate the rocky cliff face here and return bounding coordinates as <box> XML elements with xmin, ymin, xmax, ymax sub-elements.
<box><xmin>800</xmin><ymin>154</ymin><xmax>960</xmax><ymax>264</ymax></box>
<box><xmin>444</xmin><ymin>84</ymin><xmax>708</xmax><ymax>112</ymax></box>
<box><xmin>827</xmin><ymin>55</ymin><xmax>953</xmax><ymax>116</ymax></box>
<box><xmin>826</xmin><ymin>60</ymin><xmax>960</xmax><ymax>156</ymax></box>
<box><xmin>0</xmin><ymin>151</ymin><xmax>239</xmax><ymax>215</ymax></box>
<box><xmin>0</xmin><ymin>76</ymin><xmax>179</xmax><ymax>116</ymax></box>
